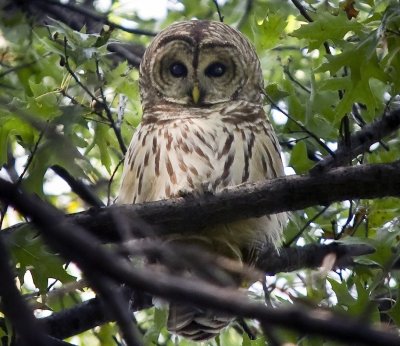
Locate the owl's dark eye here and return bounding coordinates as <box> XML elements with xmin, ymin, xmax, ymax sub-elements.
<box><xmin>205</xmin><ymin>62</ymin><xmax>226</xmax><ymax>77</ymax></box>
<box><xmin>169</xmin><ymin>62</ymin><xmax>188</xmax><ymax>78</ymax></box>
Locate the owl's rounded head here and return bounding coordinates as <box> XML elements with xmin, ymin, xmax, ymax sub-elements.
<box><xmin>139</xmin><ymin>20</ymin><xmax>263</xmax><ymax>111</ymax></box>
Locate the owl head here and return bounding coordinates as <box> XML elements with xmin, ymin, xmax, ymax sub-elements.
<box><xmin>139</xmin><ymin>20</ymin><xmax>264</xmax><ymax>111</ymax></box>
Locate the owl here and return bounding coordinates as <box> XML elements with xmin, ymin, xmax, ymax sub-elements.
<box><xmin>117</xmin><ymin>20</ymin><xmax>286</xmax><ymax>341</ymax></box>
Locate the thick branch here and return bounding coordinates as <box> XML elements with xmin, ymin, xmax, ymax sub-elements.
<box><xmin>29</xmin><ymin>0</ymin><xmax>157</xmax><ymax>36</ymax></box>
<box><xmin>43</xmin><ymin>297</ymin><xmax>110</xmax><ymax>339</ymax></box>
<box><xmin>17</xmin><ymin>161</ymin><xmax>397</xmax><ymax>243</ymax></box>
<box><xmin>43</xmin><ymin>289</ymin><xmax>152</xmax><ymax>340</ymax></box>
<box><xmin>259</xmin><ymin>242</ymin><xmax>374</xmax><ymax>274</ymax></box>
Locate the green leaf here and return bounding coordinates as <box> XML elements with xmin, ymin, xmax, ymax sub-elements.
<box><xmin>292</xmin><ymin>12</ymin><xmax>362</xmax><ymax>49</ymax></box>
<box><xmin>289</xmin><ymin>141</ymin><xmax>314</xmax><ymax>173</ymax></box>
<box><xmin>8</xmin><ymin>226</ymin><xmax>75</xmax><ymax>292</ymax></box>
<box><xmin>242</xmin><ymin>333</ymin><xmax>266</xmax><ymax>346</ymax></box>
<box><xmin>265</xmin><ymin>83</ymin><xmax>289</xmax><ymax>103</ymax></box>
<box><xmin>388</xmin><ymin>288</ymin><xmax>400</xmax><ymax>325</ymax></box>
<box><xmin>253</xmin><ymin>13</ymin><xmax>288</xmax><ymax>50</ymax></box>
<box><xmin>0</xmin><ymin>116</ymin><xmax>34</xmax><ymax>166</ymax></box>
<box><xmin>143</xmin><ymin>308</ymin><xmax>167</xmax><ymax>345</ymax></box>
<box><xmin>306</xmin><ymin>114</ymin><xmax>336</xmax><ymax>139</ymax></box>
<box><xmin>90</xmin><ymin>122</ymin><xmax>113</xmax><ymax>174</ymax></box>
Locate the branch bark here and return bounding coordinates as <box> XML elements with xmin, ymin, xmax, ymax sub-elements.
<box><xmin>259</xmin><ymin>242</ymin><xmax>375</xmax><ymax>274</ymax></box>
<box><xmin>16</xmin><ymin>161</ymin><xmax>397</xmax><ymax>243</ymax></box>
<box><xmin>42</xmin><ymin>289</ymin><xmax>152</xmax><ymax>340</ymax></box>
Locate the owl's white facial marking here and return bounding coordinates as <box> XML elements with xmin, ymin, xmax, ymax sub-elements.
<box><xmin>150</xmin><ymin>40</ymin><xmax>195</xmax><ymax>105</ymax></box>
<box><xmin>197</xmin><ymin>44</ymin><xmax>246</xmax><ymax>105</ymax></box>
<box><xmin>140</xmin><ymin>20</ymin><xmax>264</xmax><ymax>114</ymax></box>
<box><xmin>150</xmin><ymin>41</ymin><xmax>246</xmax><ymax>106</ymax></box>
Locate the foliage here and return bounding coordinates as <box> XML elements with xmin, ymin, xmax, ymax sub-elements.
<box><xmin>0</xmin><ymin>0</ymin><xmax>400</xmax><ymax>345</ymax></box>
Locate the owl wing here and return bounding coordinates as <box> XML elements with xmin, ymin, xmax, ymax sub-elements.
<box><xmin>215</xmin><ymin>103</ymin><xmax>287</xmax><ymax>261</ymax></box>
<box><xmin>117</xmin><ymin>124</ymin><xmax>147</xmax><ymax>205</ymax></box>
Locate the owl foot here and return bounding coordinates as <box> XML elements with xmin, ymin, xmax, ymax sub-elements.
<box><xmin>177</xmin><ymin>181</ymin><xmax>214</xmax><ymax>199</ymax></box>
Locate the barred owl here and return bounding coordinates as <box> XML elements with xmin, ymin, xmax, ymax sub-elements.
<box><xmin>118</xmin><ymin>20</ymin><xmax>286</xmax><ymax>341</ymax></box>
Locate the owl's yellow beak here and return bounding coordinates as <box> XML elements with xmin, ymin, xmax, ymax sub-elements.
<box><xmin>192</xmin><ymin>83</ymin><xmax>200</xmax><ymax>104</ymax></box>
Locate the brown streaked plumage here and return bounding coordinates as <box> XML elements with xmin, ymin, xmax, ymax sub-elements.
<box><xmin>117</xmin><ymin>20</ymin><xmax>286</xmax><ymax>341</ymax></box>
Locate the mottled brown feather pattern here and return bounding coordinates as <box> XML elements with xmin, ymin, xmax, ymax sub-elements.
<box><xmin>117</xmin><ymin>20</ymin><xmax>286</xmax><ymax>341</ymax></box>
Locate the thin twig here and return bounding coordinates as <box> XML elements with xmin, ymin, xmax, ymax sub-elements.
<box><xmin>62</xmin><ymin>38</ymin><xmax>127</xmax><ymax>154</ymax></box>
<box><xmin>95</xmin><ymin>57</ymin><xmax>127</xmax><ymax>154</ymax></box>
<box><xmin>336</xmin><ymin>200</ymin><xmax>354</xmax><ymax>239</ymax></box>
<box><xmin>237</xmin><ymin>318</ymin><xmax>257</xmax><ymax>340</ymax></box>
<box><xmin>108</xmin><ymin>157</ymin><xmax>125</xmax><ymax>206</ymax></box>
<box><xmin>213</xmin><ymin>0</ymin><xmax>224</xmax><ymax>22</ymax></box>
<box><xmin>283</xmin><ymin>63</ymin><xmax>311</xmax><ymax>93</ymax></box>
<box><xmin>351</xmin><ymin>104</ymin><xmax>389</xmax><ymax>151</ymax></box>
<box><xmin>0</xmin><ymin>127</ymin><xmax>46</xmax><ymax>229</ymax></box>
<box><xmin>264</xmin><ymin>91</ymin><xmax>335</xmax><ymax>156</ymax></box>
<box><xmin>284</xmin><ymin>205</ymin><xmax>330</xmax><ymax>247</ymax></box>
<box><xmin>88</xmin><ymin>273</ymin><xmax>144</xmax><ymax>346</ymax></box>
<box><xmin>290</xmin><ymin>0</ymin><xmax>333</xmax><ymax>57</ymax></box>
<box><xmin>63</xmin><ymin>38</ymin><xmax>97</xmax><ymax>100</ymax></box>
<box><xmin>51</xmin><ymin>165</ymin><xmax>104</xmax><ymax>207</ymax></box>
<box><xmin>312</xmin><ymin>108</ymin><xmax>400</xmax><ymax>173</ymax></box>
<box><xmin>0</xmin><ymin>60</ymin><xmax>38</xmax><ymax>79</ymax></box>
<box><xmin>290</xmin><ymin>0</ymin><xmax>344</xmax><ymax>99</ymax></box>
<box><xmin>290</xmin><ymin>0</ymin><xmax>313</xmax><ymax>21</ymax></box>
<box><xmin>107</xmin><ymin>43</ymin><xmax>143</xmax><ymax>68</ymax></box>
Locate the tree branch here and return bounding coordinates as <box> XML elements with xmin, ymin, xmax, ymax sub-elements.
<box><xmin>42</xmin><ymin>289</ymin><xmax>152</xmax><ymax>340</ymax></box>
<box><xmin>51</xmin><ymin>165</ymin><xmax>104</xmax><ymax>207</ymax></box>
<box><xmin>43</xmin><ymin>296</ymin><xmax>111</xmax><ymax>339</ymax></box>
<box><xmin>107</xmin><ymin>43</ymin><xmax>144</xmax><ymax>68</ymax></box>
<box><xmin>312</xmin><ymin>108</ymin><xmax>400</xmax><ymax>173</ymax></box>
<box><xmin>259</xmin><ymin>242</ymin><xmax>374</xmax><ymax>275</ymax></box>
<box><xmin>10</xmin><ymin>161</ymin><xmax>395</xmax><ymax>244</ymax></box>
<box><xmin>212</xmin><ymin>0</ymin><xmax>224</xmax><ymax>22</ymax></box>
<box><xmin>31</xmin><ymin>0</ymin><xmax>157</xmax><ymax>36</ymax></box>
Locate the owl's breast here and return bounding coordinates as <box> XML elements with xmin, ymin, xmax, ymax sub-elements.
<box><xmin>118</xmin><ymin>107</ymin><xmax>283</xmax><ymax>205</ymax></box>
<box><xmin>118</xmin><ymin>117</ymin><xmax>221</xmax><ymax>204</ymax></box>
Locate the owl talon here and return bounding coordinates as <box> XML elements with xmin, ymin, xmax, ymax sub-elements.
<box><xmin>177</xmin><ymin>182</ymin><xmax>213</xmax><ymax>199</ymax></box>
<box><xmin>200</xmin><ymin>181</ymin><xmax>214</xmax><ymax>196</ymax></box>
<box><xmin>177</xmin><ymin>188</ymin><xmax>194</xmax><ymax>198</ymax></box>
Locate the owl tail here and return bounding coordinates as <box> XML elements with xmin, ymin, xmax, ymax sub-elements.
<box><xmin>167</xmin><ymin>303</ymin><xmax>233</xmax><ymax>341</ymax></box>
